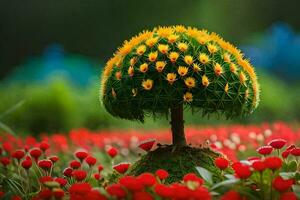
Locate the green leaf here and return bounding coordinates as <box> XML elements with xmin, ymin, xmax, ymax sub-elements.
<box><xmin>288</xmin><ymin>160</ymin><xmax>298</xmax><ymax>172</ymax></box>
<box><xmin>196</xmin><ymin>166</ymin><xmax>213</xmax><ymax>185</ymax></box>
<box><xmin>0</xmin><ymin>121</ymin><xmax>16</xmax><ymax>136</ymax></box>
<box><xmin>279</xmin><ymin>172</ymin><xmax>295</xmax><ymax>180</ymax></box>
<box><xmin>224</xmin><ymin>174</ymin><xmax>236</xmax><ymax>179</ymax></box>
<box><xmin>295</xmin><ymin>172</ymin><xmax>300</xmax><ymax>181</ymax></box>
<box><xmin>210</xmin><ymin>178</ymin><xmax>240</xmax><ymax>191</ymax></box>
<box><xmin>0</xmin><ymin>100</ymin><xmax>25</xmax><ymax>119</ymax></box>
<box><xmin>292</xmin><ymin>185</ymin><xmax>300</xmax><ymax>198</ymax></box>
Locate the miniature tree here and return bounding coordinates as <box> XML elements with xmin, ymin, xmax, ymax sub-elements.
<box><xmin>101</xmin><ymin>25</ymin><xmax>260</xmax><ymax>146</ymax></box>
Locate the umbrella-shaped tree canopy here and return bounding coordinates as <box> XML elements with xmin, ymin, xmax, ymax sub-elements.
<box><xmin>101</xmin><ymin>25</ymin><xmax>259</xmax><ymax>123</ymax></box>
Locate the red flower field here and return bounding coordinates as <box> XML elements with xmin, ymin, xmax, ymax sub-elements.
<box><xmin>0</xmin><ymin>122</ymin><xmax>299</xmax><ymax>199</ymax></box>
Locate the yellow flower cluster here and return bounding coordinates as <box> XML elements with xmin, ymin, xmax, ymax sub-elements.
<box><xmin>102</xmin><ymin>25</ymin><xmax>259</xmax><ymax>109</ymax></box>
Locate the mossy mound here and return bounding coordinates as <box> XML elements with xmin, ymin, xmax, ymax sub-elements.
<box><xmin>128</xmin><ymin>145</ymin><xmax>222</xmax><ymax>183</ymax></box>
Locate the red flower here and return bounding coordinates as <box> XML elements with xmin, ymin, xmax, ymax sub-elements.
<box><xmin>107</xmin><ymin>147</ymin><xmax>118</xmax><ymax>158</ymax></box>
<box><xmin>268</xmin><ymin>139</ymin><xmax>287</xmax><ymax>149</ymax></box>
<box><xmin>49</xmin><ymin>155</ymin><xmax>59</xmax><ymax>163</ymax></box>
<box><xmin>137</xmin><ymin>173</ymin><xmax>157</xmax><ymax>186</ymax></box>
<box><xmin>0</xmin><ymin>157</ymin><xmax>10</xmax><ymax>166</ymax></box>
<box><xmin>169</xmin><ymin>183</ymin><xmax>191</xmax><ymax>199</ymax></box>
<box><xmin>106</xmin><ymin>183</ymin><xmax>126</xmax><ymax>198</ymax></box>
<box><xmin>272</xmin><ymin>176</ymin><xmax>294</xmax><ymax>192</ymax></box>
<box><xmin>133</xmin><ymin>191</ymin><xmax>153</xmax><ymax>200</ymax></box>
<box><xmin>191</xmin><ymin>186</ymin><xmax>211</xmax><ymax>200</ymax></box>
<box><xmin>29</xmin><ymin>148</ymin><xmax>42</xmax><ymax>161</ymax></box>
<box><xmin>39</xmin><ymin>176</ymin><xmax>53</xmax><ymax>184</ymax></box>
<box><xmin>38</xmin><ymin>188</ymin><xmax>52</xmax><ymax>199</ymax></box>
<box><xmin>69</xmin><ymin>160</ymin><xmax>81</xmax><ymax>169</ymax></box>
<box><xmin>53</xmin><ymin>189</ymin><xmax>64</xmax><ymax>199</ymax></box>
<box><xmin>54</xmin><ymin>177</ymin><xmax>67</xmax><ymax>187</ymax></box>
<box><xmin>85</xmin><ymin>156</ymin><xmax>97</xmax><ymax>166</ymax></box>
<box><xmin>72</xmin><ymin>170</ymin><xmax>87</xmax><ymax>181</ymax></box>
<box><xmin>214</xmin><ymin>157</ymin><xmax>229</xmax><ymax>170</ymax></box>
<box><xmin>38</xmin><ymin>159</ymin><xmax>53</xmax><ymax>170</ymax></box>
<box><xmin>155</xmin><ymin>169</ymin><xmax>169</xmax><ymax>180</ymax></box>
<box><xmin>98</xmin><ymin>164</ymin><xmax>104</xmax><ymax>172</ymax></box>
<box><xmin>264</xmin><ymin>156</ymin><xmax>282</xmax><ymax>170</ymax></box>
<box><xmin>252</xmin><ymin>160</ymin><xmax>266</xmax><ymax>172</ymax></box>
<box><xmin>86</xmin><ymin>190</ymin><xmax>107</xmax><ymax>200</ymax></box>
<box><xmin>257</xmin><ymin>145</ymin><xmax>273</xmax><ymax>155</ymax></box>
<box><xmin>39</xmin><ymin>141</ymin><xmax>50</xmax><ymax>152</ymax></box>
<box><xmin>286</xmin><ymin>144</ymin><xmax>296</xmax><ymax>151</ymax></box>
<box><xmin>11</xmin><ymin>196</ymin><xmax>22</xmax><ymax>200</ymax></box>
<box><xmin>93</xmin><ymin>173</ymin><xmax>101</xmax><ymax>180</ymax></box>
<box><xmin>2</xmin><ymin>142</ymin><xmax>12</xmax><ymax>152</ymax></box>
<box><xmin>11</xmin><ymin>150</ymin><xmax>25</xmax><ymax>161</ymax></box>
<box><xmin>113</xmin><ymin>162</ymin><xmax>130</xmax><ymax>174</ymax></box>
<box><xmin>232</xmin><ymin>162</ymin><xmax>252</xmax><ymax>179</ymax></box>
<box><xmin>282</xmin><ymin>150</ymin><xmax>290</xmax><ymax>158</ymax></box>
<box><xmin>247</xmin><ymin>156</ymin><xmax>260</xmax><ymax>162</ymax></box>
<box><xmin>154</xmin><ymin>184</ymin><xmax>173</xmax><ymax>198</ymax></box>
<box><xmin>74</xmin><ymin>150</ymin><xmax>88</xmax><ymax>161</ymax></box>
<box><xmin>183</xmin><ymin>173</ymin><xmax>204</xmax><ymax>185</ymax></box>
<box><xmin>21</xmin><ymin>158</ymin><xmax>32</xmax><ymax>170</ymax></box>
<box><xmin>290</xmin><ymin>147</ymin><xmax>300</xmax><ymax>156</ymax></box>
<box><xmin>138</xmin><ymin>139</ymin><xmax>156</xmax><ymax>152</ymax></box>
<box><xmin>280</xmin><ymin>192</ymin><xmax>297</xmax><ymax>200</ymax></box>
<box><xmin>69</xmin><ymin>182</ymin><xmax>92</xmax><ymax>195</ymax></box>
<box><xmin>63</xmin><ymin>167</ymin><xmax>73</xmax><ymax>177</ymax></box>
<box><xmin>119</xmin><ymin>176</ymin><xmax>144</xmax><ymax>191</ymax></box>
<box><xmin>221</xmin><ymin>190</ymin><xmax>244</xmax><ymax>200</ymax></box>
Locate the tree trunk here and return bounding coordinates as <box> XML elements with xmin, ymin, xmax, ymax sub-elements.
<box><xmin>170</xmin><ymin>104</ymin><xmax>187</xmax><ymax>146</ymax></box>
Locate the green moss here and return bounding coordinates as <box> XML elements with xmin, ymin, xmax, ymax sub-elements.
<box><xmin>128</xmin><ymin>145</ymin><xmax>222</xmax><ymax>184</ymax></box>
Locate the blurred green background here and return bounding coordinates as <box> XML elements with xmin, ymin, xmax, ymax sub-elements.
<box><xmin>1</xmin><ymin>0</ymin><xmax>300</xmax><ymax>135</ymax></box>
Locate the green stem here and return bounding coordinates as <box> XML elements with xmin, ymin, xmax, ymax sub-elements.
<box><xmin>260</xmin><ymin>172</ymin><xmax>264</xmax><ymax>200</ymax></box>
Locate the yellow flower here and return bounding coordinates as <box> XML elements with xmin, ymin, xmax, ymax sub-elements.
<box><xmin>174</xmin><ymin>25</ymin><xmax>187</xmax><ymax>33</ymax></box>
<box><xmin>183</xmin><ymin>92</ymin><xmax>193</xmax><ymax>102</ymax></box>
<box><xmin>178</xmin><ymin>66</ymin><xmax>188</xmax><ymax>76</ymax></box>
<box><xmin>111</xmin><ymin>88</ymin><xmax>116</xmax><ymax>98</ymax></box>
<box><xmin>230</xmin><ymin>63</ymin><xmax>237</xmax><ymax>73</ymax></box>
<box><xmin>158</xmin><ymin>44</ymin><xmax>169</xmax><ymax>54</ymax></box>
<box><xmin>202</xmin><ymin>75</ymin><xmax>209</xmax><ymax>87</ymax></box>
<box><xmin>128</xmin><ymin>66</ymin><xmax>134</xmax><ymax>77</ymax></box>
<box><xmin>239</xmin><ymin>72</ymin><xmax>247</xmax><ymax>84</ymax></box>
<box><xmin>166</xmin><ymin>73</ymin><xmax>177</xmax><ymax>84</ymax></box>
<box><xmin>130</xmin><ymin>57</ymin><xmax>137</xmax><ymax>66</ymax></box>
<box><xmin>199</xmin><ymin>53</ymin><xmax>209</xmax><ymax>64</ymax></box>
<box><xmin>168</xmin><ymin>34</ymin><xmax>179</xmax><ymax>43</ymax></box>
<box><xmin>136</xmin><ymin>45</ymin><xmax>146</xmax><ymax>55</ymax></box>
<box><xmin>139</xmin><ymin>63</ymin><xmax>148</xmax><ymax>73</ymax></box>
<box><xmin>223</xmin><ymin>53</ymin><xmax>231</xmax><ymax>63</ymax></box>
<box><xmin>145</xmin><ymin>37</ymin><xmax>159</xmax><ymax>47</ymax></box>
<box><xmin>156</xmin><ymin>61</ymin><xmax>166</xmax><ymax>72</ymax></box>
<box><xmin>193</xmin><ymin>63</ymin><xmax>201</xmax><ymax>72</ymax></box>
<box><xmin>184</xmin><ymin>55</ymin><xmax>193</xmax><ymax>65</ymax></box>
<box><xmin>177</xmin><ymin>42</ymin><xmax>188</xmax><ymax>52</ymax></box>
<box><xmin>214</xmin><ymin>63</ymin><xmax>223</xmax><ymax>76</ymax></box>
<box><xmin>142</xmin><ymin>79</ymin><xmax>153</xmax><ymax>90</ymax></box>
<box><xmin>148</xmin><ymin>51</ymin><xmax>158</xmax><ymax>62</ymax></box>
<box><xmin>132</xmin><ymin>88</ymin><xmax>137</xmax><ymax>97</ymax></box>
<box><xmin>118</xmin><ymin>41</ymin><xmax>132</xmax><ymax>56</ymax></box>
<box><xmin>197</xmin><ymin>35</ymin><xmax>210</xmax><ymax>45</ymax></box>
<box><xmin>207</xmin><ymin>44</ymin><xmax>218</xmax><ymax>54</ymax></box>
<box><xmin>156</xmin><ymin>26</ymin><xmax>173</xmax><ymax>37</ymax></box>
<box><xmin>115</xmin><ymin>71</ymin><xmax>122</xmax><ymax>80</ymax></box>
<box><xmin>169</xmin><ymin>52</ymin><xmax>179</xmax><ymax>62</ymax></box>
<box><xmin>184</xmin><ymin>77</ymin><xmax>196</xmax><ymax>88</ymax></box>
<box><xmin>245</xmin><ymin>89</ymin><xmax>249</xmax><ymax>99</ymax></box>
<box><xmin>224</xmin><ymin>83</ymin><xmax>229</xmax><ymax>93</ymax></box>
